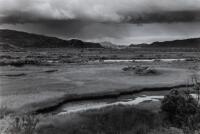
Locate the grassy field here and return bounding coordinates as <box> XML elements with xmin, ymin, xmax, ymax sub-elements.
<box><xmin>0</xmin><ymin>48</ymin><xmax>199</xmax><ymax>134</ymax></box>
<box><xmin>0</xmin><ymin>61</ymin><xmax>198</xmax><ymax>113</ymax></box>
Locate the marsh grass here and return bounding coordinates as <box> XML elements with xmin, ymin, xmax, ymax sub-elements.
<box><xmin>38</xmin><ymin>106</ymin><xmax>162</xmax><ymax>134</ymax></box>
<box><xmin>0</xmin><ymin>58</ymin><xmax>49</xmax><ymax>67</ymax></box>
<box><xmin>191</xmin><ymin>73</ymin><xmax>200</xmax><ymax>103</ymax></box>
<box><xmin>1</xmin><ymin>114</ymin><xmax>39</xmax><ymax>134</ymax></box>
<box><xmin>148</xmin><ymin>127</ymin><xmax>184</xmax><ymax>134</ymax></box>
<box><xmin>122</xmin><ymin>65</ymin><xmax>158</xmax><ymax>76</ymax></box>
<box><xmin>0</xmin><ymin>106</ymin><xmax>13</xmax><ymax>119</ymax></box>
<box><xmin>37</xmin><ymin>86</ymin><xmax>200</xmax><ymax>134</ymax></box>
<box><xmin>83</xmin><ymin>106</ymin><xmax>161</xmax><ymax>134</ymax></box>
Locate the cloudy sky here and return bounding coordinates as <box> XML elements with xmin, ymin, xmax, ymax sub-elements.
<box><xmin>0</xmin><ymin>0</ymin><xmax>200</xmax><ymax>45</ymax></box>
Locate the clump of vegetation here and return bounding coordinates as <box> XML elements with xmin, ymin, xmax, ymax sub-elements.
<box><xmin>0</xmin><ymin>106</ymin><xmax>13</xmax><ymax>119</ymax></box>
<box><xmin>0</xmin><ymin>55</ymin><xmax>19</xmax><ymax>60</ymax></box>
<box><xmin>123</xmin><ymin>65</ymin><xmax>158</xmax><ymax>76</ymax></box>
<box><xmin>0</xmin><ymin>59</ymin><xmax>45</xmax><ymax>67</ymax></box>
<box><xmin>161</xmin><ymin>89</ymin><xmax>200</xmax><ymax>132</ymax></box>
<box><xmin>1</xmin><ymin>114</ymin><xmax>39</xmax><ymax>134</ymax></box>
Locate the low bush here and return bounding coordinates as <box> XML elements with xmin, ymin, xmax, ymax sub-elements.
<box><xmin>122</xmin><ymin>65</ymin><xmax>158</xmax><ymax>76</ymax></box>
<box><xmin>0</xmin><ymin>59</ymin><xmax>43</xmax><ymax>67</ymax></box>
<box><xmin>161</xmin><ymin>89</ymin><xmax>200</xmax><ymax>131</ymax></box>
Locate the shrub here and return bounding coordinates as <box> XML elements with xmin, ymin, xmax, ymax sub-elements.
<box><xmin>122</xmin><ymin>65</ymin><xmax>158</xmax><ymax>76</ymax></box>
<box><xmin>161</xmin><ymin>89</ymin><xmax>200</xmax><ymax>130</ymax></box>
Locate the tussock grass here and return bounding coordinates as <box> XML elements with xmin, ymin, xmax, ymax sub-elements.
<box><xmin>122</xmin><ymin>65</ymin><xmax>158</xmax><ymax>76</ymax></box>
<box><xmin>0</xmin><ymin>59</ymin><xmax>41</xmax><ymax>67</ymax></box>
<box><xmin>0</xmin><ymin>114</ymin><xmax>39</xmax><ymax>134</ymax></box>
<box><xmin>82</xmin><ymin>106</ymin><xmax>160</xmax><ymax>134</ymax></box>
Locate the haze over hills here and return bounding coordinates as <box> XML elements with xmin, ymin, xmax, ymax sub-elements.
<box><xmin>100</xmin><ymin>41</ymin><xmax>126</xmax><ymax>49</ymax></box>
<box><xmin>130</xmin><ymin>38</ymin><xmax>200</xmax><ymax>48</ymax></box>
<box><xmin>0</xmin><ymin>29</ymin><xmax>103</xmax><ymax>49</ymax></box>
<box><xmin>100</xmin><ymin>41</ymin><xmax>117</xmax><ymax>48</ymax></box>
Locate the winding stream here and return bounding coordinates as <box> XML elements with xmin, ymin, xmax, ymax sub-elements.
<box><xmin>57</xmin><ymin>93</ymin><xmax>199</xmax><ymax>115</ymax></box>
<box><xmin>58</xmin><ymin>95</ymin><xmax>164</xmax><ymax>115</ymax></box>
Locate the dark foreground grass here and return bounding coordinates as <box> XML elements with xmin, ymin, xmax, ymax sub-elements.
<box><xmin>81</xmin><ymin>106</ymin><xmax>162</xmax><ymax>134</ymax></box>
<box><xmin>37</xmin><ymin>88</ymin><xmax>200</xmax><ymax>134</ymax></box>
<box><xmin>37</xmin><ymin>106</ymin><xmax>162</xmax><ymax>134</ymax></box>
<box><xmin>1</xmin><ymin>106</ymin><xmax>187</xmax><ymax>134</ymax></box>
<box><xmin>3</xmin><ymin>88</ymin><xmax>200</xmax><ymax>134</ymax></box>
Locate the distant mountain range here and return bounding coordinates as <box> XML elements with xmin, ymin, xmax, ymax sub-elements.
<box><xmin>0</xmin><ymin>29</ymin><xmax>103</xmax><ymax>49</ymax></box>
<box><xmin>1</xmin><ymin>29</ymin><xmax>200</xmax><ymax>49</ymax></box>
<box><xmin>130</xmin><ymin>38</ymin><xmax>200</xmax><ymax>48</ymax></box>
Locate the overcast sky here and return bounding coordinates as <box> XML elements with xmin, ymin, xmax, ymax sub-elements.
<box><xmin>1</xmin><ymin>0</ymin><xmax>200</xmax><ymax>45</ymax></box>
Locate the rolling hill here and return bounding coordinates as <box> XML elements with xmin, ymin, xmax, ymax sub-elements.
<box><xmin>130</xmin><ymin>38</ymin><xmax>200</xmax><ymax>48</ymax></box>
<box><xmin>0</xmin><ymin>29</ymin><xmax>103</xmax><ymax>49</ymax></box>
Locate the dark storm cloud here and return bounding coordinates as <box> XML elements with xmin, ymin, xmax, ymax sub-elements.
<box><xmin>1</xmin><ymin>0</ymin><xmax>200</xmax><ymax>24</ymax></box>
<box><xmin>1</xmin><ymin>20</ymin><xmax>131</xmax><ymax>39</ymax></box>
<box><xmin>2</xmin><ymin>21</ymin><xmax>200</xmax><ymax>45</ymax></box>
<box><xmin>1</xmin><ymin>0</ymin><xmax>200</xmax><ymax>45</ymax></box>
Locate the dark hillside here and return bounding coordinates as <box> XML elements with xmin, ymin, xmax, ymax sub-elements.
<box><xmin>130</xmin><ymin>38</ymin><xmax>200</xmax><ymax>48</ymax></box>
<box><xmin>0</xmin><ymin>29</ymin><xmax>103</xmax><ymax>48</ymax></box>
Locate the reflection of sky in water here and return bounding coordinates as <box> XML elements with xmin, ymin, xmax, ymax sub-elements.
<box><xmin>59</xmin><ymin>94</ymin><xmax>199</xmax><ymax>115</ymax></box>
<box><xmin>58</xmin><ymin>95</ymin><xmax>164</xmax><ymax>115</ymax></box>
